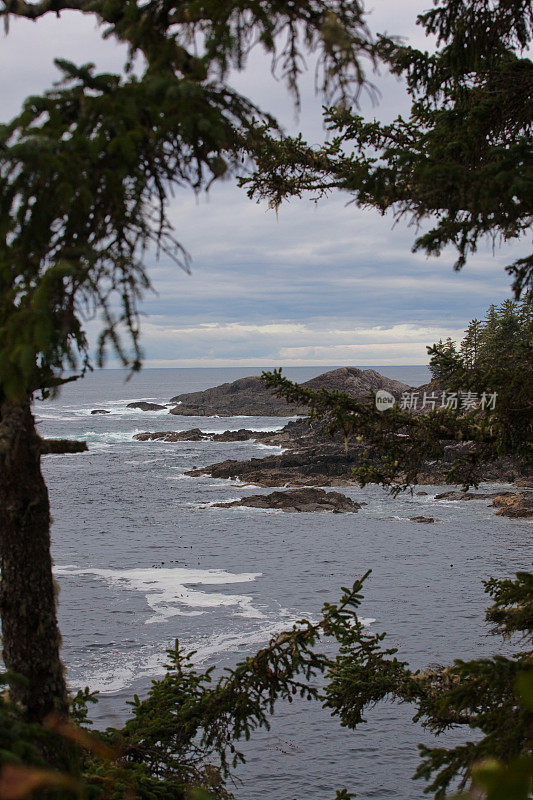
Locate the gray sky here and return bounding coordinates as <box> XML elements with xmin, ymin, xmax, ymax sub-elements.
<box><xmin>1</xmin><ymin>1</ymin><xmax>527</xmax><ymax>367</ymax></box>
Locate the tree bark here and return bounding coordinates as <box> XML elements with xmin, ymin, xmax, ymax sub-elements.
<box><xmin>0</xmin><ymin>396</ymin><xmax>69</xmax><ymax>721</ymax></box>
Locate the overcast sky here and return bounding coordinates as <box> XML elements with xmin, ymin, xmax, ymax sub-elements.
<box><xmin>0</xmin><ymin>1</ymin><xmax>527</xmax><ymax>367</ymax></box>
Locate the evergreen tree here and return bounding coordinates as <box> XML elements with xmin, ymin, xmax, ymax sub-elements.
<box><xmin>431</xmin><ymin>299</ymin><xmax>530</xmax><ymax>377</ymax></box>
<box><xmin>459</xmin><ymin>319</ymin><xmax>483</xmax><ymax>371</ymax></box>
<box><xmin>0</xmin><ymin>0</ymin><xmax>376</xmax><ymax>722</ymax></box>
<box><xmin>0</xmin><ymin>570</ymin><xmax>530</xmax><ymax>800</ymax></box>
<box><xmin>429</xmin><ymin>337</ymin><xmax>460</xmax><ymax>382</ymax></box>
<box><xmin>262</xmin><ymin>295</ymin><xmax>532</xmax><ymax>491</ymax></box>
<box><xmin>242</xmin><ymin>0</ymin><xmax>533</xmax><ymax>296</ymax></box>
<box><xmin>322</xmin><ymin>570</ymin><xmax>533</xmax><ymax>799</ymax></box>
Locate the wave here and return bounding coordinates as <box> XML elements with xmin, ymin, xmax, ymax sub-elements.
<box><xmin>210</xmin><ymin>505</ymin><xmax>285</xmax><ymax>515</ymax></box>
<box><xmin>68</xmin><ymin>613</ymin><xmax>375</xmax><ymax>695</ymax></box>
<box><xmin>37</xmin><ymin>399</ymin><xmax>171</xmax><ymax>420</ymax></box>
<box><xmin>124</xmin><ymin>458</ymin><xmax>165</xmax><ymax>466</ymax></box>
<box><xmin>74</xmin><ymin>430</ymin><xmax>146</xmax><ymax>444</ymax></box>
<box><xmin>38</xmin><ymin>404</ymin><xmax>295</xmax><ymax>424</ymax></box>
<box><xmin>68</xmin><ymin>623</ymin><xmax>293</xmax><ymax>695</ymax></box>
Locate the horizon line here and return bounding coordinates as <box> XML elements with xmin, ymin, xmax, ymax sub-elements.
<box><xmin>91</xmin><ymin>362</ymin><xmax>430</xmax><ymax>370</ymax></box>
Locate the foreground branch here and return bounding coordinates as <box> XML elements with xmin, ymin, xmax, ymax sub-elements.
<box><xmin>39</xmin><ymin>438</ymin><xmax>88</xmax><ymax>455</ymax></box>
<box><xmin>0</xmin><ymin>0</ymin><xmax>89</xmax><ymax>19</ymax></box>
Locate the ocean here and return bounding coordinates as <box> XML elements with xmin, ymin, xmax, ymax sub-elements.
<box><xmin>36</xmin><ymin>366</ymin><xmax>529</xmax><ymax>800</ymax></box>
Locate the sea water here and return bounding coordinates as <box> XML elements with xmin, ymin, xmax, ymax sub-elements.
<box><xmin>36</xmin><ymin>366</ymin><xmax>530</xmax><ymax>800</ymax></box>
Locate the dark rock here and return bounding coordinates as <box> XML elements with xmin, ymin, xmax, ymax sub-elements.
<box><xmin>127</xmin><ymin>401</ymin><xmax>167</xmax><ymax>411</ymax></box>
<box><xmin>416</xmin><ymin>491</ymin><xmax>428</xmax><ymax>496</ymax></box>
<box><xmin>434</xmin><ymin>491</ymin><xmax>478</xmax><ymax>501</ymax></box>
<box><xmin>214</xmin><ymin>428</ymin><xmax>272</xmax><ymax>442</ymax></box>
<box><xmin>303</xmin><ymin>367</ymin><xmax>409</xmax><ymax>396</ymax></box>
<box><xmin>435</xmin><ymin>490</ymin><xmax>515</xmax><ymax>501</ymax></box>
<box><xmin>169</xmin><ymin>367</ymin><xmax>410</xmax><ymax>417</ymax></box>
<box><xmin>409</xmin><ymin>441</ymin><xmax>525</xmax><ymax>485</ymax></box>
<box><xmin>135</xmin><ymin>428</ymin><xmax>205</xmax><ymax>442</ymax></box>
<box><xmin>492</xmin><ymin>492</ymin><xmax>533</xmax><ymax>519</ymax></box>
<box><xmin>160</xmin><ymin>367</ymin><xmax>527</xmax><ymax>489</ymax></box>
<box><xmin>133</xmin><ymin>428</ymin><xmax>273</xmax><ymax>443</ymax></box>
<box><xmin>187</xmin><ymin>432</ymin><xmax>524</xmax><ymax>488</ymax></box>
<box><xmin>187</xmin><ymin>443</ymin><xmax>367</xmax><ymax>487</ymax></box>
<box><xmin>212</xmin><ymin>488</ymin><xmax>363</xmax><ymax>513</ymax></box>
<box><xmin>410</xmin><ymin>516</ymin><xmax>435</xmax><ymax>523</ymax></box>
<box><xmin>182</xmin><ymin>414</ymin><xmax>524</xmax><ymax>487</ymax></box>
<box><xmin>513</xmin><ymin>478</ymin><xmax>533</xmax><ymax>489</ymax></box>
<box><xmin>91</xmin><ymin>409</ymin><xmax>110</xmax><ymax>415</ymax></box>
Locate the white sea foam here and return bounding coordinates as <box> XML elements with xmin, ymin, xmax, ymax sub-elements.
<box><xmin>201</xmin><ymin>497</ymin><xmax>246</xmax><ymax>506</ymax></box>
<box><xmin>78</xmin><ymin>429</ymin><xmax>146</xmax><ymax>444</ymax></box>
<box><xmin>37</xmin><ymin>412</ymin><xmax>80</xmax><ymax>421</ymax></box>
<box><xmin>212</xmin><ymin>505</ymin><xmax>285</xmax><ymax>515</ymax></box>
<box><xmin>184</xmin><ymin>618</ymin><xmax>299</xmax><ymax>663</ymax></box>
<box><xmin>55</xmin><ymin>565</ymin><xmax>264</xmax><ymax>623</ymax></box>
<box><xmin>78</xmin><ymin>408</ymin><xmax>170</xmax><ymax>418</ymax></box>
<box><xmin>124</xmin><ymin>458</ymin><xmax>163</xmax><ymax>466</ymax></box>
<box><xmin>72</xmin><ymin>664</ymin><xmax>137</xmax><ymax>695</ymax></box>
<box><xmin>40</xmin><ymin>399</ymin><xmax>171</xmax><ymax>418</ymax></box>
<box><xmin>70</xmin><ymin>614</ymin><xmax>375</xmax><ymax>695</ymax></box>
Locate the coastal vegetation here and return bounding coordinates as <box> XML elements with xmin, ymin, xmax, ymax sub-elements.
<box><xmin>0</xmin><ymin>0</ymin><xmax>530</xmax><ymax>799</ymax></box>
<box><xmin>262</xmin><ymin>296</ymin><xmax>533</xmax><ymax>491</ymax></box>
<box><xmin>0</xmin><ymin>569</ymin><xmax>530</xmax><ymax>800</ymax></box>
<box><xmin>243</xmin><ymin>0</ymin><xmax>533</xmax><ymax>296</ymax></box>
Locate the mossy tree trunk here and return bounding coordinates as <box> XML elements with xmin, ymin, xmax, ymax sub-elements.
<box><xmin>0</xmin><ymin>396</ymin><xmax>68</xmax><ymax>721</ymax></box>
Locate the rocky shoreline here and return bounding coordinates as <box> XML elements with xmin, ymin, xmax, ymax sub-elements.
<box><xmin>126</xmin><ymin>367</ymin><xmax>532</xmax><ymax>520</ymax></box>
<box><xmin>134</xmin><ymin>428</ymin><xmax>274</xmax><ymax>443</ymax></box>
<box><xmin>132</xmin><ymin>419</ymin><xmax>532</xmax><ymax>519</ymax></box>
<box><xmin>434</xmin><ymin>489</ymin><xmax>533</xmax><ymax>518</ymax></box>
<box><xmin>183</xmin><ymin>419</ymin><xmax>527</xmax><ymax>488</ymax></box>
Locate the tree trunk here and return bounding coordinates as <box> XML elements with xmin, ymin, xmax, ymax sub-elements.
<box><xmin>0</xmin><ymin>396</ymin><xmax>68</xmax><ymax>721</ymax></box>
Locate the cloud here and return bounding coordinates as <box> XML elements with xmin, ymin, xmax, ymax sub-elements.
<box><xmin>135</xmin><ymin>319</ymin><xmax>465</xmax><ymax>367</ymax></box>
<box><xmin>1</xmin><ymin>3</ymin><xmax>527</xmax><ymax>368</ymax></box>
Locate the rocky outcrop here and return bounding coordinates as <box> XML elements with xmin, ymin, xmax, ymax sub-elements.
<box><xmin>513</xmin><ymin>478</ymin><xmax>533</xmax><ymax>489</ymax></box>
<box><xmin>169</xmin><ymin>375</ymin><xmax>294</xmax><ymax>416</ymax></box>
<box><xmin>168</xmin><ymin>367</ymin><xmax>410</xmax><ymax>417</ymax></box>
<box><xmin>129</xmin><ymin>365</ymin><xmax>526</xmax><ymax>489</ymax></box>
<box><xmin>434</xmin><ymin>490</ymin><xmax>515</xmax><ymax>501</ymax></box>
<box><xmin>492</xmin><ymin>492</ymin><xmax>533</xmax><ymax>519</ymax></box>
<box><xmin>410</xmin><ymin>516</ymin><xmax>435</xmax><ymax>523</ymax></box>
<box><xmin>303</xmin><ymin>367</ymin><xmax>409</xmax><ymax>397</ymax></box>
<box><xmin>135</xmin><ymin>428</ymin><xmax>205</xmax><ymax>441</ymax></box>
<box><xmin>134</xmin><ymin>428</ymin><xmax>274</xmax><ymax>443</ymax></box>
<box><xmin>127</xmin><ymin>402</ymin><xmax>167</xmax><ymax>411</ymax></box>
<box><xmin>187</xmin><ymin>433</ymin><xmax>525</xmax><ymax>487</ymax></box>
<box><xmin>91</xmin><ymin>409</ymin><xmax>110</xmax><ymax>415</ymax></box>
<box><xmin>212</xmin><ymin>488</ymin><xmax>363</xmax><ymax>513</ymax></box>
<box><xmin>433</xmin><ymin>489</ymin><xmax>532</xmax><ymax>519</ymax></box>
<box><xmin>187</xmin><ymin>443</ymin><xmax>369</xmax><ymax>487</ymax></box>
